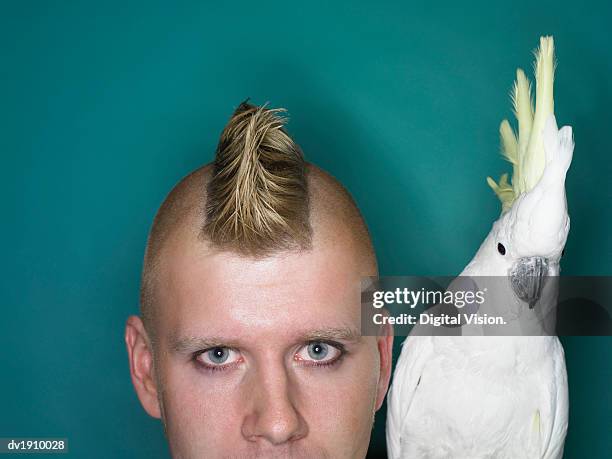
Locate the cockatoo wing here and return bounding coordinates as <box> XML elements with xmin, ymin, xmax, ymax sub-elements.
<box><xmin>386</xmin><ymin>335</ymin><xmax>432</xmax><ymax>459</ymax></box>
<box><xmin>541</xmin><ymin>342</ymin><xmax>569</xmax><ymax>459</ymax></box>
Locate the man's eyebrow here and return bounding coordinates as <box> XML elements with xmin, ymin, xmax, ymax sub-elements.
<box><xmin>169</xmin><ymin>336</ymin><xmax>239</xmax><ymax>354</ymax></box>
<box><xmin>168</xmin><ymin>327</ymin><xmax>361</xmax><ymax>354</ymax></box>
<box><xmin>301</xmin><ymin>327</ymin><xmax>361</xmax><ymax>343</ymax></box>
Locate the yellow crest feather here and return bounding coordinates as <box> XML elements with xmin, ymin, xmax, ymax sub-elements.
<box><xmin>488</xmin><ymin>36</ymin><xmax>556</xmax><ymax>211</ymax></box>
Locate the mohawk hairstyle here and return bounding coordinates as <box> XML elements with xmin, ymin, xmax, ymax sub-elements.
<box><xmin>202</xmin><ymin>100</ymin><xmax>312</xmax><ymax>255</ymax></box>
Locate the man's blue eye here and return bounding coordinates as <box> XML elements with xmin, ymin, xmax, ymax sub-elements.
<box><xmin>195</xmin><ymin>347</ymin><xmax>242</xmax><ymax>370</ymax></box>
<box><xmin>295</xmin><ymin>341</ymin><xmax>342</xmax><ymax>365</ymax></box>
<box><xmin>207</xmin><ymin>347</ymin><xmax>229</xmax><ymax>364</ymax></box>
<box><xmin>307</xmin><ymin>342</ymin><xmax>329</xmax><ymax>360</ymax></box>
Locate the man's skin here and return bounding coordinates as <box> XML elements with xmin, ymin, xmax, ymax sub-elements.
<box><xmin>125</xmin><ymin>165</ymin><xmax>393</xmax><ymax>458</ymax></box>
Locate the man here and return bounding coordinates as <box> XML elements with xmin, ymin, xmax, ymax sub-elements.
<box><xmin>125</xmin><ymin>101</ymin><xmax>393</xmax><ymax>458</ymax></box>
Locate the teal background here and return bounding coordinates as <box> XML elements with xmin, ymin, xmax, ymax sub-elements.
<box><xmin>1</xmin><ymin>1</ymin><xmax>610</xmax><ymax>457</ymax></box>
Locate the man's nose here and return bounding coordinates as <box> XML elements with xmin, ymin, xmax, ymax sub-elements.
<box><xmin>241</xmin><ymin>364</ymin><xmax>308</xmax><ymax>445</ymax></box>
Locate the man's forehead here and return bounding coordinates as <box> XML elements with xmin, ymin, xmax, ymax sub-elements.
<box><xmin>155</xmin><ymin>237</ymin><xmax>363</xmax><ymax>332</ymax></box>
<box><xmin>164</xmin><ymin>239</ymin><xmax>357</xmax><ymax>286</ymax></box>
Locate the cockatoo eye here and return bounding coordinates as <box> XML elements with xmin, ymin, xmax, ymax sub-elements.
<box><xmin>497</xmin><ymin>243</ymin><xmax>506</xmax><ymax>255</ymax></box>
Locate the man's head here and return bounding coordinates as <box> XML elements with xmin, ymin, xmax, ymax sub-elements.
<box><xmin>125</xmin><ymin>101</ymin><xmax>393</xmax><ymax>458</ymax></box>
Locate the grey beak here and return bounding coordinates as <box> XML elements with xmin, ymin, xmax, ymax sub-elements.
<box><xmin>510</xmin><ymin>257</ymin><xmax>550</xmax><ymax>309</ymax></box>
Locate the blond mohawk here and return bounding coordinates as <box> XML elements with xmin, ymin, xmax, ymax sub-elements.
<box><xmin>202</xmin><ymin>101</ymin><xmax>312</xmax><ymax>255</ymax></box>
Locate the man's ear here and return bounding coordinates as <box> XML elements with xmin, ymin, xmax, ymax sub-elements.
<box><xmin>125</xmin><ymin>315</ymin><xmax>162</xmax><ymax>419</ymax></box>
<box><xmin>374</xmin><ymin>322</ymin><xmax>394</xmax><ymax>411</ymax></box>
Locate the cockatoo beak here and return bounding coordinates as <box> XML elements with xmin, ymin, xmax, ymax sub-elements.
<box><xmin>510</xmin><ymin>256</ymin><xmax>550</xmax><ymax>309</ymax></box>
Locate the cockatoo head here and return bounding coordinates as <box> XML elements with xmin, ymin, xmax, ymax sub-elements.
<box><xmin>472</xmin><ymin>36</ymin><xmax>574</xmax><ymax>308</ymax></box>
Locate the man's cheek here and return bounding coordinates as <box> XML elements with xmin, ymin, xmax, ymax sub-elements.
<box><xmin>298</xmin><ymin>360</ymin><xmax>379</xmax><ymax>438</ymax></box>
<box><xmin>163</xmin><ymin>370</ymin><xmax>244</xmax><ymax>436</ymax></box>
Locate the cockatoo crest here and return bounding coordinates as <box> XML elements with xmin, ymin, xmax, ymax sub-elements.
<box><xmin>487</xmin><ymin>36</ymin><xmax>557</xmax><ymax>212</ymax></box>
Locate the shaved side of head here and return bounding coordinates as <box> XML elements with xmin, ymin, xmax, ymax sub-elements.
<box><xmin>140</xmin><ymin>101</ymin><xmax>377</xmax><ymax>341</ymax></box>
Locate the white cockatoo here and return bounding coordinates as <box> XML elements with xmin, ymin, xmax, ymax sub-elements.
<box><xmin>386</xmin><ymin>36</ymin><xmax>573</xmax><ymax>458</ymax></box>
